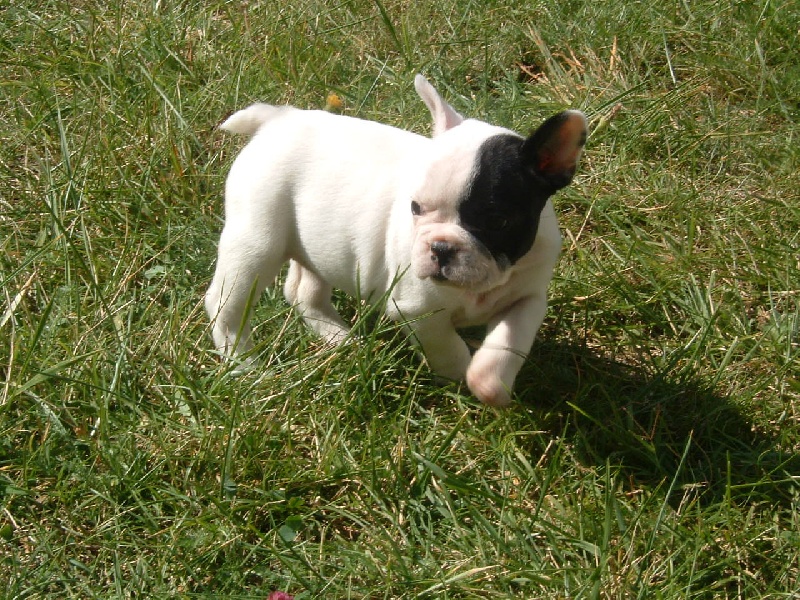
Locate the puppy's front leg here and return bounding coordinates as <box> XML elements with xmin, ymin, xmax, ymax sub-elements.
<box><xmin>466</xmin><ymin>294</ymin><xmax>547</xmax><ymax>407</ymax></box>
<box><xmin>410</xmin><ymin>314</ymin><xmax>472</xmax><ymax>384</ymax></box>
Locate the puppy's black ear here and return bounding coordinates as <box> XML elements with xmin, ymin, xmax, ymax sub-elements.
<box><xmin>522</xmin><ymin>110</ymin><xmax>587</xmax><ymax>190</ymax></box>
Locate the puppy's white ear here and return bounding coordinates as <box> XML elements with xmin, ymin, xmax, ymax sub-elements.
<box><xmin>414</xmin><ymin>74</ymin><xmax>464</xmax><ymax>137</ymax></box>
<box><xmin>522</xmin><ymin>110</ymin><xmax>588</xmax><ymax>190</ymax></box>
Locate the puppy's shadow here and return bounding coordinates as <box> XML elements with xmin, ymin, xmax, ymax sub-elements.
<box><xmin>516</xmin><ymin>338</ymin><xmax>798</xmax><ymax>507</ymax></box>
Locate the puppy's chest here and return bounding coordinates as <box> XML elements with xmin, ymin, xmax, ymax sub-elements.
<box><xmin>451</xmin><ymin>284</ymin><xmax>527</xmax><ymax>327</ymax></box>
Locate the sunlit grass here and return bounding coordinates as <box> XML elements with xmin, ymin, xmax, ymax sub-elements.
<box><xmin>1</xmin><ymin>0</ymin><xmax>798</xmax><ymax>597</ymax></box>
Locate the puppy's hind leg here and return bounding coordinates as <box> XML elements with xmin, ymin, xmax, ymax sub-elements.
<box><xmin>205</xmin><ymin>227</ymin><xmax>284</xmax><ymax>361</ymax></box>
<box><xmin>284</xmin><ymin>260</ymin><xmax>350</xmax><ymax>344</ymax></box>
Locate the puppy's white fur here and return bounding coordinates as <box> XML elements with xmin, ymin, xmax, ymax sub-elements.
<box><xmin>206</xmin><ymin>75</ymin><xmax>584</xmax><ymax>406</ymax></box>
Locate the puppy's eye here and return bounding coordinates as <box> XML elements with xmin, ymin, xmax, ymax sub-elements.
<box><xmin>485</xmin><ymin>214</ymin><xmax>509</xmax><ymax>231</ymax></box>
<box><xmin>411</xmin><ymin>201</ymin><xmax>422</xmax><ymax>216</ymax></box>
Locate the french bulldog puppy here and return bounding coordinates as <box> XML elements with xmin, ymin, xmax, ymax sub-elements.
<box><xmin>206</xmin><ymin>75</ymin><xmax>586</xmax><ymax>406</ymax></box>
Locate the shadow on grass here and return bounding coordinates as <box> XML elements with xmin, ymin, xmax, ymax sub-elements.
<box><xmin>516</xmin><ymin>338</ymin><xmax>799</xmax><ymax>507</ymax></box>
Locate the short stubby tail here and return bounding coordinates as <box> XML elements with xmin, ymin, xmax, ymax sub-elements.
<box><xmin>219</xmin><ymin>104</ymin><xmax>291</xmax><ymax>136</ymax></box>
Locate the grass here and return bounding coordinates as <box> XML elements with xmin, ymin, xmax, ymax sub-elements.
<box><xmin>1</xmin><ymin>0</ymin><xmax>798</xmax><ymax>597</ymax></box>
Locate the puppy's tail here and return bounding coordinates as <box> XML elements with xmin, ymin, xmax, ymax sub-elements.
<box><xmin>219</xmin><ymin>104</ymin><xmax>290</xmax><ymax>136</ymax></box>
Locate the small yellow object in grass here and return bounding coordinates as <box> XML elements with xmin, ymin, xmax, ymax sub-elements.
<box><xmin>325</xmin><ymin>92</ymin><xmax>344</xmax><ymax>112</ymax></box>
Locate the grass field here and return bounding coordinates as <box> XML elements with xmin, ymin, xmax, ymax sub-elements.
<box><xmin>1</xmin><ymin>0</ymin><xmax>799</xmax><ymax>597</ymax></box>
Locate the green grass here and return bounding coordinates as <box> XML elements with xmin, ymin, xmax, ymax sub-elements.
<box><xmin>1</xmin><ymin>0</ymin><xmax>799</xmax><ymax>597</ymax></box>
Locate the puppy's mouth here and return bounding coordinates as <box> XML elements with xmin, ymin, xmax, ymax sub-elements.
<box><xmin>428</xmin><ymin>241</ymin><xmax>463</xmax><ymax>284</ymax></box>
<box><xmin>430</xmin><ymin>269</ymin><xmax>464</xmax><ymax>286</ymax></box>
<box><xmin>413</xmin><ymin>226</ymin><xmax>508</xmax><ymax>290</ymax></box>
<box><xmin>426</xmin><ymin>264</ymin><xmax>487</xmax><ymax>289</ymax></box>
<box><xmin>425</xmin><ymin>245</ymin><xmax>497</xmax><ymax>288</ymax></box>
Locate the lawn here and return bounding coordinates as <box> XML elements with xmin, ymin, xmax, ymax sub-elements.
<box><xmin>1</xmin><ymin>0</ymin><xmax>798</xmax><ymax>598</ymax></box>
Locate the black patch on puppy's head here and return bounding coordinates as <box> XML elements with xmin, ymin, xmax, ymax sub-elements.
<box><xmin>458</xmin><ymin>111</ymin><xmax>587</xmax><ymax>268</ymax></box>
<box><xmin>458</xmin><ymin>134</ymin><xmax>551</xmax><ymax>268</ymax></box>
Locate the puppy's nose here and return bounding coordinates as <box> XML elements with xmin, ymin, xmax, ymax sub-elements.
<box><xmin>430</xmin><ymin>240</ymin><xmax>456</xmax><ymax>267</ymax></box>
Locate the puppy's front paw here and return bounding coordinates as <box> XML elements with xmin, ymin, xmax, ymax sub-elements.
<box><xmin>466</xmin><ymin>368</ymin><xmax>512</xmax><ymax>407</ymax></box>
<box><xmin>466</xmin><ymin>348</ymin><xmax>520</xmax><ymax>407</ymax></box>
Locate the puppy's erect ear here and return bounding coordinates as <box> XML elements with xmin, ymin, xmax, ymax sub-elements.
<box><xmin>414</xmin><ymin>74</ymin><xmax>464</xmax><ymax>137</ymax></box>
<box><xmin>522</xmin><ymin>110</ymin><xmax>588</xmax><ymax>190</ymax></box>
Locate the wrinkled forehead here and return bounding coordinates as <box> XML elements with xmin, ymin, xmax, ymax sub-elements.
<box><xmin>417</xmin><ymin>120</ymin><xmax>515</xmax><ymax>212</ymax></box>
<box><xmin>418</xmin><ymin>151</ymin><xmax>475</xmax><ymax>214</ymax></box>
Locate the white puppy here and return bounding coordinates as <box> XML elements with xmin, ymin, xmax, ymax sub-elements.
<box><xmin>206</xmin><ymin>75</ymin><xmax>586</xmax><ymax>406</ymax></box>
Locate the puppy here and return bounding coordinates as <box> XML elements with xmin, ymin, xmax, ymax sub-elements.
<box><xmin>206</xmin><ymin>75</ymin><xmax>586</xmax><ymax>406</ymax></box>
